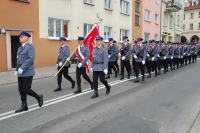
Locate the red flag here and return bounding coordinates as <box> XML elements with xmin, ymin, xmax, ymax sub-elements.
<box><xmin>84</xmin><ymin>24</ymin><xmax>100</xmax><ymax>61</ymax></box>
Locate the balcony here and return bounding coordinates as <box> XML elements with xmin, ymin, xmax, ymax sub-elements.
<box><xmin>166</xmin><ymin>0</ymin><xmax>182</xmax><ymax>12</ymax></box>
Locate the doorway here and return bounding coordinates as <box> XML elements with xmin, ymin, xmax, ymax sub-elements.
<box><xmin>11</xmin><ymin>36</ymin><xmax>20</xmax><ymax>68</ymax></box>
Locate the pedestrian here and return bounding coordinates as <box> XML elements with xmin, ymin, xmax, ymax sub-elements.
<box><xmin>15</xmin><ymin>31</ymin><xmax>43</xmax><ymax>113</ymax></box>
<box><xmin>67</xmin><ymin>36</ymin><xmax>93</xmax><ymax>94</ymax></box>
<box><xmin>54</xmin><ymin>37</ymin><xmax>76</xmax><ymax>92</ymax></box>
<box><xmin>91</xmin><ymin>36</ymin><xmax>111</xmax><ymax>99</ymax></box>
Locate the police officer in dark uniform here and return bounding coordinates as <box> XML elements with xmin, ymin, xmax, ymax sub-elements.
<box><xmin>132</xmin><ymin>38</ymin><xmax>147</xmax><ymax>82</ymax></box>
<box><xmin>160</xmin><ymin>41</ymin><xmax>169</xmax><ymax>74</ymax></box>
<box><xmin>15</xmin><ymin>31</ymin><xmax>43</xmax><ymax>113</ymax></box>
<box><xmin>173</xmin><ymin>42</ymin><xmax>180</xmax><ymax>69</ymax></box>
<box><xmin>119</xmin><ymin>36</ymin><xmax>131</xmax><ymax>80</ymax></box>
<box><xmin>106</xmin><ymin>38</ymin><xmax>119</xmax><ymax>79</ymax></box>
<box><xmin>54</xmin><ymin>37</ymin><xmax>76</xmax><ymax>92</ymax></box>
<box><xmin>68</xmin><ymin>36</ymin><xmax>93</xmax><ymax>94</ymax></box>
<box><xmin>91</xmin><ymin>36</ymin><xmax>111</xmax><ymax>99</ymax></box>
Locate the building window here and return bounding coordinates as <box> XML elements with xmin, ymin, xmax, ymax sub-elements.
<box><xmin>135</xmin><ymin>15</ymin><xmax>140</xmax><ymax>26</ymax></box>
<box><xmin>155</xmin><ymin>14</ymin><xmax>159</xmax><ymax>24</ymax></box>
<box><xmin>156</xmin><ymin>0</ymin><xmax>160</xmax><ymax>5</ymax></box>
<box><xmin>105</xmin><ymin>0</ymin><xmax>112</xmax><ymax>10</ymax></box>
<box><xmin>104</xmin><ymin>26</ymin><xmax>112</xmax><ymax>40</ymax></box>
<box><xmin>144</xmin><ymin>33</ymin><xmax>150</xmax><ymax>40</ymax></box>
<box><xmin>135</xmin><ymin>1</ymin><xmax>140</xmax><ymax>13</ymax></box>
<box><xmin>84</xmin><ymin>23</ymin><xmax>93</xmax><ymax>37</ymax></box>
<box><xmin>190</xmin><ymin>13</ymin><xmax>194</xmax><ymax>19</ymax></box>
<box><xmin>177</xmin><ymin>15</ymin><xmax>180</xmax><ymax>26</ymax></box>
<box><xmin>83</xmin><ymin>0</ymin><xmax>94</xmax><ymax>5</ymax></box>
<box><xmin>144</xmin><ymin>9</ymin><xmax>150</xmax><ymax>21</ymax></box>
<box><xmin>120</xmin><ymin>29</ymin><xmax>129</xmax><ymax>41</ymax></box>
<box><xmin>199</xmin><ymin>23</ymin><xmax>200</xmax><ymax>30</ymax></box>
<box><xmin>48</xmin><ymin>18</ymin><xmax>68</xmax><ymax>38</ymax></box>
<box><xmin>170</xmin><ymin>15</ymin><xmax>173</xmax><ymax>28</ymax></box>
<box><xmin>190</xmin><ymin>23</ymin><xmax>193</xmax><ymax>30</ymax></box>
<box><xmin>199</xmin><ymin>12</ymin><xmax>200</xmax><ymax>18</ymax></box>
<box><xmin>120</xmin><ymin>0</ymin><xmax>130</xmax><ymax>15</ymax></box>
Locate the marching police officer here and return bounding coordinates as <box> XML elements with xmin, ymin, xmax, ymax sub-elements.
<box><xmin>119</xmin><ymin>36</ymin><xmax>131</xmax><ymax>80</ymax></box>
<box><xmin>173</xmin><ymin>43</ymin><xmax>180</xmax><ymax>69</ymax></box>
<box><xmin>54</xmin><ymin>37</ymin><xmax>76</xmax><ymax>92</ymax></box>
<box><xmin>106</xmin><ymin>38</ymin><xmax>119</xmax><ymax>79</ymax></box>
<box><xmin>15</xmin><ymin>31</ymin><xmax>43</xmax><ymax>113</ymax></box>
<box><xmin>68</xmin><ymin>36</ymin><xmax>93</xmax><ymax>94</ymax></box>
<box><xmin>132</xmin><ymin>38</ymin><xmax>147</xmax><ymax>82</ymax></box>
<box><xmin>147</xmin><ymin>40</ymin><xmax>159</xmax><ymax>78</ymax></box>
<box><xmin>160</xmin><ymin>41</ymin><xmax>169</xmax><ymax>74</ymax></box>
<box><xmin>166</xmin><ymin>42</ymin><xmax>174</xmax><ymax>71</ymax></box>
<box><xmin>91</xmin><ymin>36</ymin><xmax>111</xmax><ymax>99</ymax></box>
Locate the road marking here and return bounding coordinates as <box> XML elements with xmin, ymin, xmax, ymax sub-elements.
<box><xmin>0</xmin><ymin>77</ymin><xmax>135</xmax><ymax>121</ymax></box>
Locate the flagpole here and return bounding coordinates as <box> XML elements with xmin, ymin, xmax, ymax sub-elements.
<box><xmin>53</xmin><ymin>19</ymin><xmax>103</xmax><ymax>77</ymax></box>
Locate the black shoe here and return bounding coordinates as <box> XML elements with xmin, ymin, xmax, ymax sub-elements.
<box><xmin>158</xmin><ymin>72</ymin><xmax>161</xmax><ymax>75</ymax></box>
<box><xmin>115</xmin><ymin>72</ymin><xmax>118</xmax><ymax>78</ymax></box>
<box><xmin>134</xmin><ymin>77</ymin><xmax>139</xmax><ymax>83</ymax></box>
<box><xmin>54</xmin><ymin>87</ymin><xmax>62</xmax><ymax>92</ymax></box>
<box><xmin>106</xmin><ymin>86</ymin><xmax>111</xmax><ymax>95</ymax></box>
<box><xmin>127</xmin><ymin>74</ymin><xmax>130</xmax><ymax>79</ymax></box>
<box><xmin>91</xmin><ymin>92</ymin><xmax>99</xmax><ymax>99</ymax></box>
<box><xmin>72</xmin><ymin>81</ymin><xmax>76</xmax><ymax>89</ymax></box>
<box><xmin>147</xmin><ymin>74</ymin><xmax>151</xmax><ymax>78</ymax></box>
<box><xmin>74</xmin><ymin>89</ymin><xmax>82</xmax><ymax>94</ymax></box>
<box><xmin>38</xmin><ymin>95</ymin><xmax>43</xmax><ymax>107</ymax></box>
<box><xmin>105</xmin><ymin>75</ymin><xmax>110</xmax><ymax>79</ymax></box>
<box><xmin>120</xmin><ymin>76</ymin><xmax>124</xmax><ymax>80</ymax></box>
<box><xmin>15</xmin><ymin>105</ymin><xmax>28</xmax><ymax>113</ymax></box>
<box><xmin>142</xmin><ymin>76</ymin><xmax>145</xmax><ymax>81</ymax></box>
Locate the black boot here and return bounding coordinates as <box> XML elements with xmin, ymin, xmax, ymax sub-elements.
<box><xmin>120</xmin><ymin>75</ymin><xmax>124</xmax><ymax>80</ymax></box>
<box><xmin>71</xmin><ymin>81</ymin><xmax>76</xmax><ymax>89</ymax></box>
<box><xmin>54</xmin><ymin>85</ymin><xmax>62</xmax><ymax>92</ymax></box>
<box><xmin>127</xmin><ymin>73</ymin><xmax>130</xmax><ymax>79</ymax></box>
<box><xmin>105</xmin><ymin>75</ymin><xmax>110</xmax><ymax>79</ymax></box>
<box><xmin>15</xmin><ymin>102</ymin><xmax>28</xmax><ymax>113</ymax></box>
<box><xmin>147</xmin><ymin>74</ymin><xmax>151</xmax><ymax>78</ymax></box>
<box><xmin>134</xmin><ymin>77</ymin><xmax>139</xmax><ymax>83</ymax></box>
<box><xmin>91</xmin><ymin>91</ymin><xmax>99</xmax><ymax>99</ymax></box>
<box><xmin>74</xmin><ymin>88</ymin><xmax>82</xmax><ymax>94</ymax></box>
<box><xmin>115</xmin><ymin>72</ymin><xmax>118</xmax><ymax>78</ymax></box>
<box><xmin>106</xmin><ymin>85</ymin><xmax>111</xmax><ymax>95</ymax></box>
<box><xmin>38</xmin><ymin>95</ymin><xmax>43</xmax><ymax>107</ymax></box>
<box><xmin>141</xmin><ymin>76</ymin><xmax>145</xmax><ymax>81</ymax></box>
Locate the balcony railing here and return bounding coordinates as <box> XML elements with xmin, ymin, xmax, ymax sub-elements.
<box><xmin>166</xmin><ymin>0</ymin><xmax>182</xmax><ymax>12</ymax></box>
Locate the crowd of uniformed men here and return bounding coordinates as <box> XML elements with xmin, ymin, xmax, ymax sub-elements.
<box><xmin>14</xmin><ymin>31</ymin><xmax>200</xmax><ymax>113</ymax></box>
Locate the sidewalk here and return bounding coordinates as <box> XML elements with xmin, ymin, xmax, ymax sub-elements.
<box><xmin>0</xmin><ymin>64</ymin><xmax>76</xmax><ymax>85</ymax></box>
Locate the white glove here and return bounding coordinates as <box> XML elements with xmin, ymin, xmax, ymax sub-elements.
<box><xmin>184</xmin><ymin>53</ymin><xmax>186</xmax><ymax>55</ymax></box>
<box><xmin>14</xmin><ymin>71</ymin><xmax>18</xmax><ymax>76</ymax></box>
<box><xmin>147</xmin><ymin>54</ymin><xmax>150</xmax><ymax>57</ymax></box>
<box><xmin>164</xmin><ymin>56</ymin><xmax>167</xmax><ymax>60</ymax></box>
<box><xmin>118</xmin><ymin>53</ymin><xmax>121</xmax><ymax>56</ymax></box>
<box><xmin>181</xmin><ymin>56</ymin><xmax>183</xmax><ymax>58</ymax></box>
<box><xmin>157</xmin><ymin>55</ymin><xmax>160</xmax><ymax>58</ymax></box>
<box><xmin>142</xmin><ymin>60</ymin><xmax>145</xmax><ymax>65</ymax></box>
<box><xmin>178</xmin><ymin>56</ymin><xmax>180</xmax><ymax>59</ymax></box>
<box><xmin>18</xmin><ymin>68</ymin><xmax>23</xmax><ymax>75</ymax></box>
<box><xmin>152</xmin><ymin>57</ymin><xmax>155</xmax><ymax>61</ymax></box>
<box><xmin>58</xmin><ymin>62</ymin><xmax>63</xmax><ymax>67</ymax></box>
<box><xmin>78</xmin><ymin>63</ymin><xmax>82</xmax><ymax>68</ymax></box>
<box><xmin>90</xmin><ymin>68</ymin><xmax>93</xmax><ymax>72</ymax></box>
<box><xmin>108</xmin><ymin>55</ymin><xmax>111</xmax><ymax>58</ymax></box>
<box><xmin>67</xmin><ymin>57</ymin><xmax>70</xmax><ymax>61</ymax></box>
<box><xmin>104</xmin><ymin>69</ymin><xmax>108</xmax><ymax>75</ymax></box>
<box><xmin>122</xmin><ymin>56</ymin><xmax>125</xmax><ymax>60</ymax></box>
<box><xmin>133</xmin><ymin>54</ymin><xmax>138</xmax><ymax>59</ymax></box>
<box><xmin>171</xmin><ymin>56</ymin><xmax>173</xmax><ymax>59</ymax></box>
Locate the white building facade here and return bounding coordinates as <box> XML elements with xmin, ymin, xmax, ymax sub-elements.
<box><xmin>161</xmin><ymin>0</ymin><xmax>184</xmax><ymax>42</ymax></box>
<box><xmin>39</xmin><ymin>0</ymin><xmax>132</xmax><ymax>41</ymax></box>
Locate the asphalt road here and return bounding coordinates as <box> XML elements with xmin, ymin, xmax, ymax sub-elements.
<box><xmin>0</xmin><ymin>60</ymin><xmax>200</xmax><ymax>133</ymax></box>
